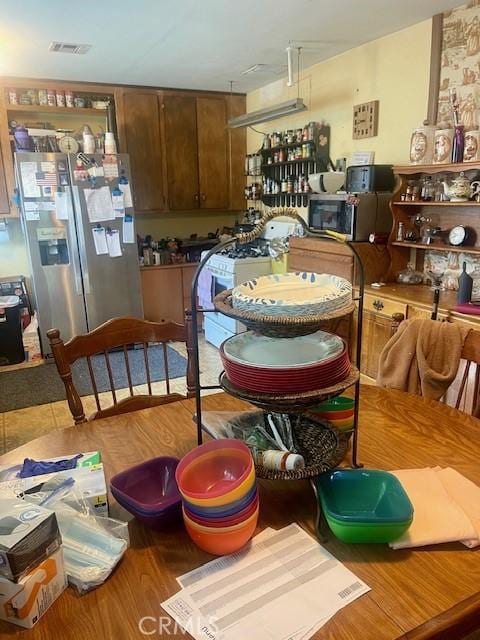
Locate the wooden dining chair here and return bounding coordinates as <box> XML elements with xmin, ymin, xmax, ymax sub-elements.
<box><xmin>388</xmin><ymin>315</ymin><xmax>480</xmax><ymax>417</ymax></box>
<box><xmin>47</xmin><ymin>311</ymin><xmax>196</xmax><ymax>425</ymax></box>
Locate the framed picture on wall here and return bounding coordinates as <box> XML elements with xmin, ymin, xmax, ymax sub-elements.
<box><xmin>427</xmin><ymin>3</ymin><xmax>480</xmax><ymax>128</ymax></box>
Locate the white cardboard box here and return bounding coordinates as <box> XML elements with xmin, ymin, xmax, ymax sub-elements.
<box><xmin>0</xmin><ymin>547</ymin><xmax>67</xmax><ymax>628</ymax></box>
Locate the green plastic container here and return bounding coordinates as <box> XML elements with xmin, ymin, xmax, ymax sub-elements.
<box><xmin>315</xmin><ymin>469</ymin><xmax>413</xmax><ymax>543</ymax></box>
<box><xmin>311</xmin><ymin>396</ymin><xmax>355</xmax><ymax>413</ymax></box>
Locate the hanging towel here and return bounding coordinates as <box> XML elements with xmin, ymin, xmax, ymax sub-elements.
<box><xmin>198</xmin><ymin>267</ymin><xmax>214</xmax><ymax>311</ymax></box>
<box><xmin>377</xmin><ymin>319</ymin><xmax>469</xmax><ymax>401</ymax></box>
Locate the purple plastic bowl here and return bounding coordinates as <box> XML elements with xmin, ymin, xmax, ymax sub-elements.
<box><xmin>110</xmin><ymin>456</ymin><xmax>182</xmax><ymax>514</ymax></box>
<box><xmin>110</xmin><ymin>486</ymin><xmax>182</xmax><ymax>529</ymax></box>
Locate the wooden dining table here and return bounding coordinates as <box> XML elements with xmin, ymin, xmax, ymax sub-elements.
<box><xmin>1</xmin><ymin>386</ymin><xmax>480</xmax><ymax>640</ymax></box>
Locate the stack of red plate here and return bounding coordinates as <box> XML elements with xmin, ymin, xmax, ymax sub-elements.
<box><xmin>220</xmin><ymin>330</ymin><xmax>351</xmax><ymax>394</ymax></box>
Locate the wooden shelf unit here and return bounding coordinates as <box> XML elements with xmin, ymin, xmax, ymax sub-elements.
<box><xmin>7</xmin><ymin>104</ymin><xmax>108</xmax><ymax>116</ymax></box>
<box><xmin>391</xmin><ymin>241</ymin><xmax>480</xmax><ymax>254</ymax></box>
<box><xmin>389</xmin><ymin>162</ymin><xmax>480</xmax><ymax>278</ymax></box>
<box><xmin>392</xmin><ymin>200</ymin><xmax>480</xmax><ymax>207</ymax></box>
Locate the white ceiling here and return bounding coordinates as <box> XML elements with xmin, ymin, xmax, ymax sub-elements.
<box><xmin>0</xmin><ymin>0</ymin><xmax>464</xmax><ymax>93</ymax></box>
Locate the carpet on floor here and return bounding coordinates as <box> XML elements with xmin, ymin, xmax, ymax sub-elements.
<box><xmin>0</xmin><ymin>345</ymin><xmax>187</xmax><ymax>412</ymax></box>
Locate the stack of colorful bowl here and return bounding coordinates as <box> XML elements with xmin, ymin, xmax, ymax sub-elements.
<box><xmin>175</xmin><ymin>440</ymin><xmax>258</xmax><ymax>555</ymax></box>
<box><xmin>309</xmin><ymin>396</ymin><xmax>355</xmax><ymax>430</ymax></box>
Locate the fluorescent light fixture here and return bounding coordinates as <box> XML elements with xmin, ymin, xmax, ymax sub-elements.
<box><xmin>227</xmin><ymin>98</ymin><xmax>307</xmax><ymax>129</ymax></box>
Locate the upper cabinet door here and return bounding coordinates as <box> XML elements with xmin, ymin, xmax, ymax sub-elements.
<box><xmin>227</xmin><ymin>95</ymin><xmax>247</xmax><ymax>211</ymax></box>
<box><xmin>121</xmin><ymin>92</ymin><xmax>165</xmax><ymax>212</ymax></box>
<box><xmin>163</xmin><ymin>95</ymin><xmax>200</xmax><ymax>211</ymax></box>
<box><xmin>196</xmin><ymin>97</ymin><xmax>228</xmax><ymax>210</ymax></box>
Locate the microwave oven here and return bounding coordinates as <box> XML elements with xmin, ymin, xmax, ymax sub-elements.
<box><xmin>308</xmin><ymin>193</ymin><xmax>392</xmax><ymax>241</ymax></box>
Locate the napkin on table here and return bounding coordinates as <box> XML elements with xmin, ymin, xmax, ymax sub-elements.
<box><xmin>389</xmin><ymin>467</ymin><xmax>479</xmax><ymax>550</ymax></box>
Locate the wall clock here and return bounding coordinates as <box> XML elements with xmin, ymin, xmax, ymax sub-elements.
<box><xmin>353</xmin><ymin>100</ymin><xmax>379</xmax><ymax>139</ymax></box>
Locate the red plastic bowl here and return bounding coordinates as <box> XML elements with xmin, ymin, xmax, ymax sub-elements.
<box><xmin>176</xmin><ymin>439</ymin><xmax>253</xmax><ymax>501</ymax></box>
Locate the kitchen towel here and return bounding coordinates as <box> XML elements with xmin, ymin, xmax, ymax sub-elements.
<box><xmin>197</xmin><ymin>267</ymin><xmax>214</xmax><ymax>311</ymax></box>
<box><xmin>377</xmin><ymin>319</ymin><xmax>469</xmax><ymax>401</ymax></box>
<box><xmin>389</xmin><ymin>467</ymin><xmax>480</xmax><ymax>549</ymax></box>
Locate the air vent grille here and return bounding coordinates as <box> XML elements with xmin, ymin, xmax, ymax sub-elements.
<box><xmin>48</xmin><ymin>42</ymin><xmax>91</xmax><ymax>55</ymax></box>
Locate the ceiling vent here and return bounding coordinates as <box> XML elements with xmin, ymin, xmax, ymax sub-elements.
<box><xmin>48</xmin><ymin>42</ymin><xmax>91</xmax><ymax>55</ymax></box>
<box><xmin>241</xmin><ymin>64</ymin><xmax>287</xmax><ymax>76</ymax></box>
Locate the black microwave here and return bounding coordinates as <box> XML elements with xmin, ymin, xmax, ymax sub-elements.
<box><xmin>308</xmin><ymin>193</ymin><xmax>392</xmax><ymax>241</ymax></box>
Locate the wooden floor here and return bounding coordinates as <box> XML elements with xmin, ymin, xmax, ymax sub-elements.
<box><xmin>0</xmin><ymin>334</ymin><xmax>223</xmax><ymax>455</ymax></box>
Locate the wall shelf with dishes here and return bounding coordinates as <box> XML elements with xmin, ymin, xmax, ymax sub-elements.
<box><xmin>389</xmin><ymin>162</ymin><xmax>480</xmax><ymax>280</ymax></box>
<box><xmin>5</xmin><ymin>86</ymin><xmax>116</xmax><ymax>156</ymax></box>
<box><xmin>190</xmin><ymin>209</ymin><xmax>365</xmax><ymax>492</ymax></box>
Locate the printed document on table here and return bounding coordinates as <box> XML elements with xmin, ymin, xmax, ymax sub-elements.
<box><xmin>84</xmin><ymin>186</ymin><xmax>115</xmax><ymax>222</ymax></box>
<box><xmin>163</xmin><ymin>524</ymin><xmax>370</xmax><ymax>640</ymax></box>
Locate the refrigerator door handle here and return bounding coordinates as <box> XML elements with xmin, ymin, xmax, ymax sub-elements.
<box><xmin>64</xmin><ymin>186</ymin><xmax>84</xmax><ymax>296</ymax></box>
<box><xmin>71</xmin><ymin>185</ymin><xmax>91</xmax><ymax>295</ymax></box>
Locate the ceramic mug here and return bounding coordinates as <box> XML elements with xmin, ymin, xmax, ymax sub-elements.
<box><xmin>471</xmin><ymin>180</ymin><xmax>480</xmax><ymax>202</ymax></box>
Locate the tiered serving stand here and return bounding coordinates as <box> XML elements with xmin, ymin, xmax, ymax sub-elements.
<box><xmin>190</xmin><ymin>209</ymin><xmax>365</xmax><ymax>487</ymax></box>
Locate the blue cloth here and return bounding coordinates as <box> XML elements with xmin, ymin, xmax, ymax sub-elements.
<box><xmin>19</xmin><ymin>454</ymin><xmax>82</xmax><ymax>479</ymax></box>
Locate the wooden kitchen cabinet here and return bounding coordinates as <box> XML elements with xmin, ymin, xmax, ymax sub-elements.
<box><xmin>141</xmin><ymin>264</ymin><xmax>201</xmax><ymax>326</ymax></box>
<box><xmin>163</xmin><ymin>95</ymin><xmax>199</xmax><ymax>211</ymax></box>
<box><xmin>196</xmin><ymin>96</ymin><xmax>228</xmax><ymax>209</ymax></box>
<box><xmin>227</xmin><ymin>95</ymin><xmax>247</xmax><ymax>211</ymax></box>
<box><xmin>0</xmin><ymin>139</ymin><xmax>10</xmax><ymax>215</ymax></box>
<box><xmin>117</xmin><ymin>91</ymin><xmax>166</xmax><ymax>212</ymax></box>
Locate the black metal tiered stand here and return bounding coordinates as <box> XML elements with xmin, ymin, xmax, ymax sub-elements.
<box><xmin>189</xmin><ymin>209</ymin><xmax>365</xmax><ymax>534</ymax></box>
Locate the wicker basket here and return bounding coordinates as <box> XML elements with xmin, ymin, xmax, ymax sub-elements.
<box><xmin>214</xmin><ymin>289</ymin><xmax>356</xmax><ymax>338</ymax></box>
<box><xmin>223</xmin><ymin>411</ymin><xmax>348</xmax><ymax>481</ymax></box>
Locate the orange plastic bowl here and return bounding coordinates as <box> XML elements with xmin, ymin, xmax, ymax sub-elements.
<box><xmin>183</xmin><ymin>505</ymin><xmax>259</xmax><ymax>533</ymax></box>
<box><xmin>184</xmin><ymin>512</ymin><xmax>258</xmax><ymax>555</ymax></box>
<box><xmin>176</xmin><ymin>439</ymin><xmax>255</xmax><ymax>507</ymax></box>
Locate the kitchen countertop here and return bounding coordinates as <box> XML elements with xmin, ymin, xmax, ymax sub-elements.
<box><xmin>140</xmin><ymin>262</ymin><xmax>199</xmax><ymax>271</ymax></box>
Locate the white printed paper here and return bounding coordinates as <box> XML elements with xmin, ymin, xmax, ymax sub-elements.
<box><xmin>92</xmin><ymin>226</ymin><xmax>108</xmax><ymax>255</ymax></box>
<box><xmin>106</xmin><ymin>229</ymin><xmax>122</xmax><ymax>257</ymax></box>
<box><xmin>24</xmin><ymin>201</ymin><xmax>40</xmax><ymax>221</ymax></box>
<box><xmin>54</xmin><ymin>191</ymin><xmax>70</xmax><ymax>221</ymax></box>
<box><xmin>88</xmin><ymin>166</ymin><xmax>104</xmax><ymax>178</ymax></box>
<box><xmin>41</xmin><ymin>161</ymin><xmax>56</xmax><ymax>173</ymax></box>
<box><xmin>20</xmin><ymin>162</ymin><xmax>41</xmax><ymax>197</ymax></box>
<box><xmin>84</xmin><ymin>186</ymin><xmax>115</xmax><ymax>222</ymax></box>
<box><xmin>122</xmin><ymin>215</ymin><xmax>135</xmax><ymax>243</ymax></box>
<box><xmin>112</xmin><ymin>192</ymin><xmax>125</xmax><ymax>217</ymax></box>
<box><xmin>37</xmin><ymin>201</ymin><xmax>56</xmax><ymax>211</ymax></box>
<box><xmin>103</xmin><ymin>156</ymin><xmax>119</xmax><ymax>179</ymax></box>
<box><xmin>163</xmin><ymin>524</ymin><xmax>370</xmax><ymax>640</ymax></box>
<box><xmin>119</xmin><ymin>181</ymin><xmax>133</xmax><ymax>207</ymax></box>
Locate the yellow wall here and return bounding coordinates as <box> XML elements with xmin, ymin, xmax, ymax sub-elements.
<box><xmin>247</xmin><ymin>20</ymin><xmax>433</xmax><ymax>165</ymax></box>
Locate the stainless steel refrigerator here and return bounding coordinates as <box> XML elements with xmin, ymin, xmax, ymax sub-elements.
<box><xmin>15</xmin><ymin>152</ymin><xmax>143</xmax><ymax>358</ymax></box>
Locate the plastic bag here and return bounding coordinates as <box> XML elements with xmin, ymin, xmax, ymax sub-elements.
<box><xmin>22</xmin><ymin>480</ymin><xmax>129</xmax><ymax>594</ymax></box>
<box><xmin>199</xmin><ymin>410</ymin><xmax>299</xmax><ymax>460</ymax></box>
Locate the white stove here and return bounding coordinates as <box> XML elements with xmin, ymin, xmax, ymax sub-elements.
<box><xmin>201</xmin><ymin>219</ymin><xmax>301</xmax><ymax>348</ymax></box>
<box><xmin>202</xmin><ymin>253</ymin><xmax>272</xmax><ymax>348</ymax></box>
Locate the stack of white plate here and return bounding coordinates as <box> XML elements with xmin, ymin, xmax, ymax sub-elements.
<box><xmin>232</xmin><ymin>272</ymin><xmax>352</xmax><ymax>317</ymax></box>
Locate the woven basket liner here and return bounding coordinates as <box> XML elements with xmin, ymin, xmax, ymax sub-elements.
<box><xmin>219</xmin><ymin>367</ymin><xmax>359</xmax><ymax>412</ymax></box>
<box><xmin>224</xmin><ymin>411</ymin><xmax>348</xmax><ymax>481</ymax></box>
<box><xmin>214</xmin><ymin>290</ymin><xmax>356</xmax><ymax>338</ymax></box>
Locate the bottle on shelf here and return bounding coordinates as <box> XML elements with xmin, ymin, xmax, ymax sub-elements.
<box><xmin>396</xmin><ymin>222</ymin><xmax>405</xmax><ymax>242</ymax></box>
<box><xmin>457</xmin><ymin>262</ymin><xmax>473</xmax><ymax>304</ymax></box>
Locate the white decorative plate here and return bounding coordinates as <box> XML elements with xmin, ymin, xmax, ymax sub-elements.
<box><xmin>222</xmin><ymin>330</ymin><xmax>344</xmax><ymax>369</ymax></box>
<box><xmin>232</xmin><ymin>272</ymin><xmax>352</xmax><ymax>316</ymax></box>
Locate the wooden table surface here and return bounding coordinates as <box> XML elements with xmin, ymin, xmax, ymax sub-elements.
<box><xmin>1</xmin><ymin>387</ymin><xmax>480</xmax><ymax>640</ymax></box>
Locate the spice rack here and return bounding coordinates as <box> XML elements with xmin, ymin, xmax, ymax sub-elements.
<box><xmin>190</xmin><ymin>209</ymin><xmax>365</xmax><ymax>477</ymax></box>
<box><xmin>245</xmin><ymin>122</ymin><xmax>331</xmax><ymax>208</ymax></box>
